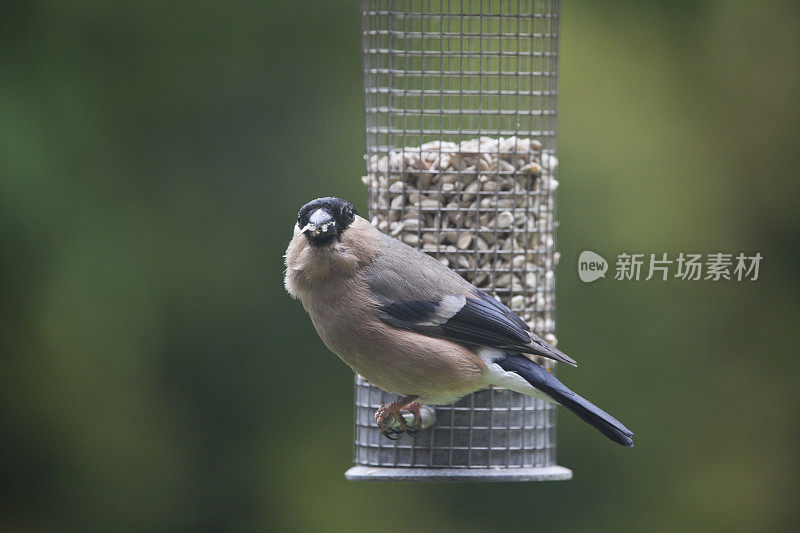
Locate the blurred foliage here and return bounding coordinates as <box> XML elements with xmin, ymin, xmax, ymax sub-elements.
<box><xmin>2</xmin><ymin>1</ymin><xmax>799</xmax><ymax>531</ymax></box>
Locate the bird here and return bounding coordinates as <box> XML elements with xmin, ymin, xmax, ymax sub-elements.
<box><xmin>284</xmin><ymin>196</ymin><xmax>634</xmax><ymax>447</ymax></box>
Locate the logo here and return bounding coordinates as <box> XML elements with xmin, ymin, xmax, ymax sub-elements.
<box><xmin>578</xmin><ymin>250</ymin><xmax>608</xmax><ymax>283</ymax></box>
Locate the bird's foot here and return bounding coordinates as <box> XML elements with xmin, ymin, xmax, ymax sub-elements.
<box><xmin>375</xmin><ymin>404</ymin><xmax>407</xmax><ymax>439</ymax></box>
<box><xmin>375</xmin><ymin>395</ymin><xmax>419</xmax><ymax>439</ymax></box>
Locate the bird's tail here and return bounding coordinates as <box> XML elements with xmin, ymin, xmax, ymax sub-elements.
<box><xmin>497</xmin><ymin>354</ymin><xmax>634</xmax><ymax>447</ymax></box>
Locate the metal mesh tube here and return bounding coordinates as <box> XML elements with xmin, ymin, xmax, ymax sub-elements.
<box><xmin>348</xmin><ymin>0</ymin><xmax>570</xmax><ymax>482</ymax></box>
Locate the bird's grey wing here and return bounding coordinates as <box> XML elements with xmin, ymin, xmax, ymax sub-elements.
<box><xmin>366</xmin><ymin>237</ymin><xmax>577</xmax><ymax>366</ymax></box>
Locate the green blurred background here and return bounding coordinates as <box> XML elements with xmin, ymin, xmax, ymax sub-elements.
<box><xmin>2</xmin><ymin>1</ymin><xmax>799</xmax><ymax>531</ymax></box>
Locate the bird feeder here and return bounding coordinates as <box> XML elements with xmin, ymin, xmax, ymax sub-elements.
<box><xmin>347</xmin><ymin>0</ymin><xmax>571</xmax><ymax>481</ymax></box>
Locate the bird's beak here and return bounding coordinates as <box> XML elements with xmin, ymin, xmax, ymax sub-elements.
<box><xmin>300</xmin><ymin>209</ymin><xmax>337</xmax><ymax>238</ymax></box>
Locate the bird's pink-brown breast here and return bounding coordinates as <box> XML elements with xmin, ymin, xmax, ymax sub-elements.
<box><xmin>285</xmin><ymin>218</ymin><xmax>487</xmax><ymax>404</ymax></box>
<box><xmin>306</xmin><ymin>277</ymin><xmax>488</xmax><ymax>405</ymax></box>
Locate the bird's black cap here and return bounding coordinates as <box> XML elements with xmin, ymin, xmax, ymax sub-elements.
<box><xmin>297</xmin><ymin>197</ymin><xmax>357</xmax><ymax>246</ymax></box>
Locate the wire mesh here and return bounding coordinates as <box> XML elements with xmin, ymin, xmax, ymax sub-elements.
<box><xmin>352</xmin><ymin>0</ymin><xmax>566</xmax><ymax>479</ymax></box>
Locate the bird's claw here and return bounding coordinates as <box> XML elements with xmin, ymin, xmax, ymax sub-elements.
<box><xmin>375</xmin><ymin>396</ymin><xmax>423</xmax><ymax>440</ymax></box>
<box><xmin>375</xmin><ymin>404</ymin><xmax>411</xmax><ymax>439</ymax></box>
<box><xmin>404</xmin><ymin>426</ymin><xmax>422</xmax><ymax>438</ymax></box>
<box><xmin>381</xmin><ymin>426</ymin><xmax>406</xmax><ymax>440</ymax></box>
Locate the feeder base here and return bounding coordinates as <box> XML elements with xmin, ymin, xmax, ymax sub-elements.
<box><xmin>345</xmin><ymin>465</ymin><xmax>572</xmax><ymax>482</ymax></box>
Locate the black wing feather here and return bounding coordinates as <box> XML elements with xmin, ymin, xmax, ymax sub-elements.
<box><xmin>376</xmin><ymin>289</ymin><xmax>577</xmax><ymax>366</ymax></box>
<box><xmin>439</xmin><ymin>291</ymin><xmax>530</xmax><ymax>346</ymax></box>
